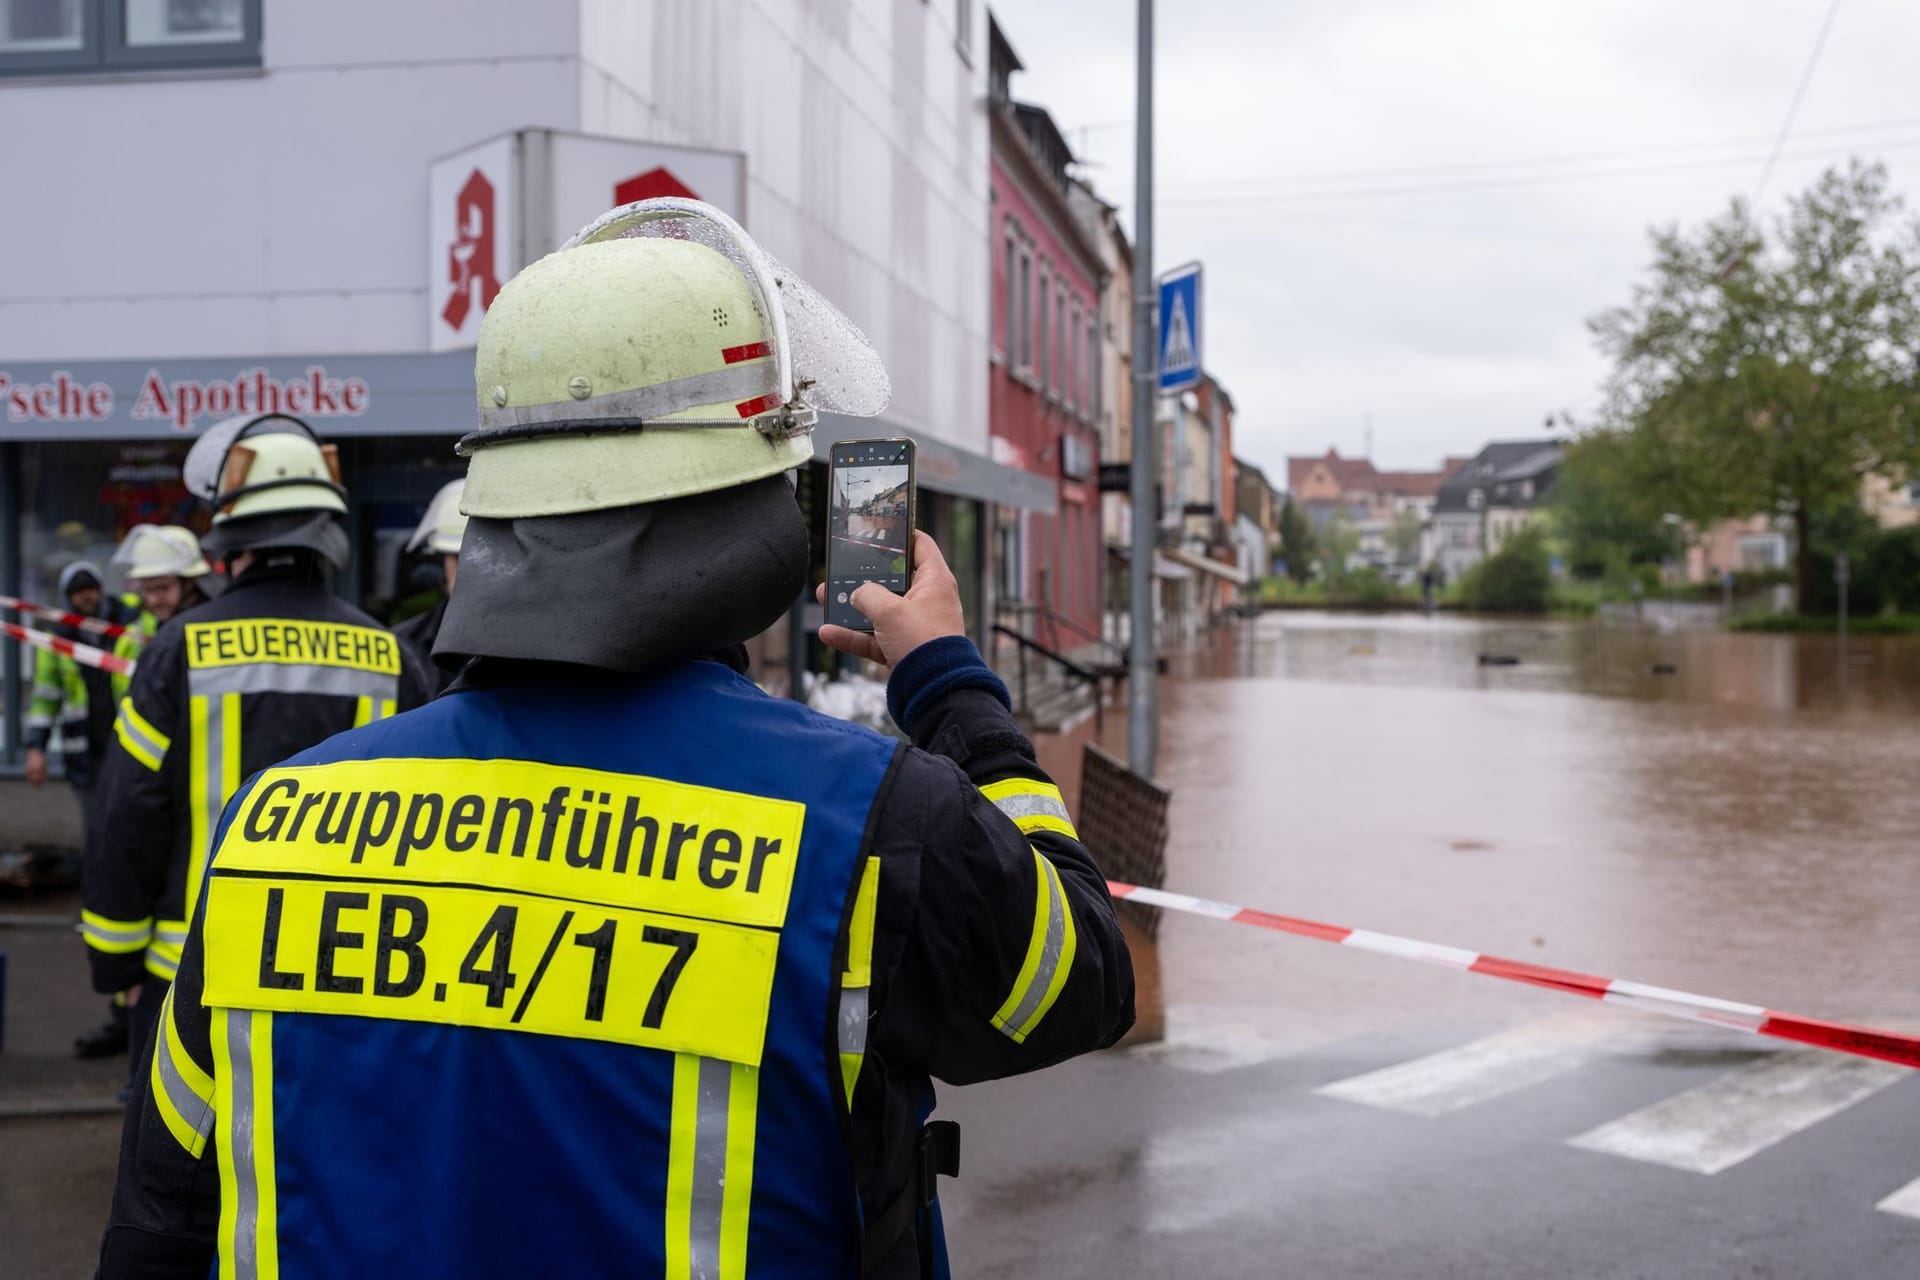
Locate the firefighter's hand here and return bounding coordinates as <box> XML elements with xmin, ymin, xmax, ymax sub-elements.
<box><xmin>123</xmin><ymin>983</ymin><xmax>145</xmax><ymax>1008</ymax></box>
<box><xmin>24</xmin><ymin>749</ymin><xmax>46</xmax><ymax>787</ymax></box>
<box><xmin>817</xmin><ymin>531</ymin><xmax>966</xmax><ymax>669</ymax></box>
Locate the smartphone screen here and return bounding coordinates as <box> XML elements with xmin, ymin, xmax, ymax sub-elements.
<box><xmin>826</xmin><ymin>438</ymin><xmax>916</xmax><ymax>631</ymax></box>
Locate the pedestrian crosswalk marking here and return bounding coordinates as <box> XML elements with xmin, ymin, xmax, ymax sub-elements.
<box><xmin>1566</xmin><ymin>1049</ymin><xmax>1908</xmax><ymax>1175</ymax></box>
<box><xmin>1876</xmin><ymin>1174</ymin><xmax>1920</xmax><ymax>1219</ymax></box>
<box><xmin>1315</xmin><ymin>1018</ymin><xmax>1614</xmax><ymax>1116</ymax></box>
<box><xmin>1162</xmin><ymin>290</ymin><xmax>1196</xmax><ymax>375</ymax></box>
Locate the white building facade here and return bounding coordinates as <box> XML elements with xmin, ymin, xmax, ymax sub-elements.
<box><xmin>0</xmin><ymin>0</ymin><xmax>1034</xmax><ymax>747</ymax></box>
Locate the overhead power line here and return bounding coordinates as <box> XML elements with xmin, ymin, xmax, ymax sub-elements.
<box><xmin>1160</xmin><ymin>111</ymin><xmax>1914</xmax><ymax>197</ymax></box>
<box><xmin>1159</xmin><ymin>135</ymin><xmax>1920</xmax><ymax>212</ymax></box>
<box><xmin>1749</xmin><ymin>0</ymin><xmax>1845</xmax><ymax>211</ymax></box>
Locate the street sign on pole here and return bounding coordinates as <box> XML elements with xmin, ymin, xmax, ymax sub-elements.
<box><xmin>1156</xmin><ymin>261</ymin><xmax>1201</xmax><ymax>395</ymax></box>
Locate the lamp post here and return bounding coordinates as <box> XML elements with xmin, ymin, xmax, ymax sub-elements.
<box><xmin>1126</xmin><ymin>0</ymin><xmax>1158</xmax><ymax>777</ymax></box>
<box><xmin>1662</xmin><ymin>513</ymin><xmax>1684</xmax><ymax>622</ymax></box>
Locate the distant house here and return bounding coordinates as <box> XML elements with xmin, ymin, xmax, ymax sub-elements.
<box><xmin>1285</xmin><ymin>447</ymin><xmax>1466</xmax><ymax>572</ymax></box>
<box><xmin>1429</xmin><ymin>440</ymin><xmax>1561</xmax><ymax>581</ymax></box>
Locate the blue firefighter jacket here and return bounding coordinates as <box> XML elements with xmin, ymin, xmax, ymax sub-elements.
<box><xmin>101</xmin><ymin>644</ymin><xmax>1134</xmax><ymax>1279</ymax></box>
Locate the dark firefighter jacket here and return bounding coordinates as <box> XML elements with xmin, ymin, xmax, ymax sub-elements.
<box><xmin>391</xmin><ymin>595</ymin><xmax>451</xmax><ymax>695</ymax></box>
<box><xmin>81</xmin><ymin>558</ymin><xmax>431</xmax><ymax>989</ymax></box>
<box><xmin>99</xmin><ymin>636</ymin><xmax>1133</xmax><ymax>1279</ymax></box>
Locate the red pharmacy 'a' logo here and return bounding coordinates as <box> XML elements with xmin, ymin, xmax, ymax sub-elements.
<box><xmin>442</xmin><ymin>169</ymin><xmax>501</xmax><ymax>331</ymax></box>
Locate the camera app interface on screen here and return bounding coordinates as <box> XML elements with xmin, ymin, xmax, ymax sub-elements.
<box><xmin>829</xmin><ymin>443</ymin><xmax>912</xmax><ymax>620</ymax></box>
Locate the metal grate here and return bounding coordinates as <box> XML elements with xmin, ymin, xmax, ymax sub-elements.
<box><xmin>1076</xmin><ymin>744</ymin><xmax>1171</xmax><ymax>939</ymax></box>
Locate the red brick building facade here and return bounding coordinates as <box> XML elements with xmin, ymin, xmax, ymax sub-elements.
<box><xmin>987</xmin><ymin>18</ymin><xmax>1106</xmax><ymax>651</ymax></box>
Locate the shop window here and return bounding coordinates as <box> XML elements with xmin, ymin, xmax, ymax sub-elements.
<box><xmin>4</xmin><ymin>440</ymin><xmax>199</xmax><ymax>760</ymax></box>
<box><xmin>995</xmin><ymin>514</ymin><xmax>1023</xmax><ymax>602</ymax></box>
<box><xmin>0</xmin><ymin>0</ymin><xmax>260</xmax><ymax>77</ymax></box>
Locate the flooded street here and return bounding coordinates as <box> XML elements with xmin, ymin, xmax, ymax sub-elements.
<box><xmin>1157</xmin><ymin>613</ymin><xmax>1920</xmax><ymax>1031</ymax></box>
<box><xmin>945</xmin><ymin>613</ymin><xmax>1920</xmax><ymax>1278</ymax></box>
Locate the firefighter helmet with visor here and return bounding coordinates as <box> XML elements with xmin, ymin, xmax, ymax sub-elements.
<box><xmin>111</xmin><ymin>525</ymin><xmax>210</xmax><ymax>581</ymax></box>
<box><xmin>457</xmin><ymin>198</ymin><xmax>890</xmax><ymax>519</ymax></box>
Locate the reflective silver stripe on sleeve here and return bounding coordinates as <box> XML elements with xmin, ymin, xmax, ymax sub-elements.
<box><xmin>997</xmin><ymin>861</ymin><xmax>1070</xmax><ymax>1040</ymax></box>
<box><xmin>691</xmin><ymin>1055</ymin><xmax>731</xmax><ymax>1280</ymax></box>
<box><xmin>30</xmin><ymin>682</ymin><xmax>63</xmax><ymax>702</ymax></box>
<box><xmin>838</xmin><ymin>986</ymin><xmax>871</xmax><ymax>1058</ymax></box>
<box><xmin>156</xmin><ymin>1028</ymin><xmax>216</xmax><ymax>1149</ymax></box>
<box><xmin>116</xmin><ymin>703</ymin><xmax>169</xmax><ymax>764</ymax></box>
<box><xmin>990</xmin><ymin>792</ymin><xmax>1074</xmax><ymax>827</ymax></box>
<box><xmin>62</xmin><ymin>733</ymin><xmax>89</xmax><ymax>754</ymax></box>
<box><xmin>227</xmin><ymin>1010</ymin><xmax>264</xmax><ymax>1280</ymax></box>
<box><xmin>189</xmin><ymin>665</ymin><xmax>398</xmax><ymax>700</ymax></box>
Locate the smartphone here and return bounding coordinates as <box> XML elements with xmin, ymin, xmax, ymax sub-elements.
<box><xmin>825</xmin><ymin>438</ymin><xmax>917</xmax><ymax>632</ymax></box>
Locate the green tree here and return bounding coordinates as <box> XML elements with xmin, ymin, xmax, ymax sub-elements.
<box><xmin>1319</xmin><ymin>511</ymin><xmax>1360</xmax><ymax>585</ymax></box>
<box><xmin>1388</xmin><ymin>507</ymin><xmax>1424</xmax><ymax>567</ymax></box>
<box><xmin>1591</xmin><ymin>161</ymin><xmax>1920</xmax><ymax>610</ymax></box>
<box><xmin>1549</xmin><ymin>428</ymin><xmax>1674</xmax><ymax>578</ymax></box>
<box><xmin>1275</xmin><ymin>497</ymin><xmax>1317</xmax><ymax>585</ymax></box>
<box><xmin>1460</xmin><ymin>524</ymin><xmax>1552</xmax><ymax>612</ymax></box>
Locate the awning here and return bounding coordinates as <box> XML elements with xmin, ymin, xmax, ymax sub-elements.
<box><xmin>1164</xmin><ymin>546</ymin><xmax>1252</xmax><ymax>586</ymax></box>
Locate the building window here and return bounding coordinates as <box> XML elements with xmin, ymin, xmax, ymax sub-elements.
<box><xmin>1053</xmin><ymin>287</ymin><xmax>1066</xmax><ymax>397</ymax></box>
<box><xmin>1066</xmin><ymin>301</ymin><xmax>1080</xmax><ymax>412</ymax></box>
<box><xmin>0</xmin><ymin>0</ymin><xmax>260</xmax><ymax>75</ymax></box>
<box><xmin>1086</xmin><ymin>320</ymin><xmax>1099</xmax><ymax>420</ymax></box>
<box><xmin>1001</xmin><ymin>224</ymin><xmax>1017</xmax><ymax>360</ymax></box>
<box><xmin>1036</xmin><ymin>263</ymin><xmax>1050</xmax><ymax>389</ymax></box>
<box><xmin>1017</xmin><ymin>249</ymin><xmax>1032</xmax><ymax>372</ymax></box>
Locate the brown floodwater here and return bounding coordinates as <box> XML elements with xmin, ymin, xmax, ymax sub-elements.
<box><xmin>1142</xmin><ymin>611</ymin><xmax>1920</xmax><ymax>1046</ymax></box>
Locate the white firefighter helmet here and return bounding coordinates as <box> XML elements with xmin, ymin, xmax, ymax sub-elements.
<box><xmin>457</xmin><ymin>198</ymin><xmax>890</xmax><ymax>519</ymax></box>
<box><xmin>408</xmin><ymin>479</ymin><xmax>468</xmax><ymax>555</ymax></box>
<box><xmin>111</xmin><ymin>524</ymin><xmax>211</xmax><ymax>581</ymax></box>
<box><xmin>184</xmin><ymin>414</ymin><xmax>348</xmax><ymax>524</ymax></box>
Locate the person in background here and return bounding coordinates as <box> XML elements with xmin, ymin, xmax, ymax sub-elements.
<box><xmin>393</xmin><ymin>478</ymin><xmax>467</xmax><ymax>695</ymax></box>
<box><xmin>24</xmin><ymin>560</ymin><xmax>143</xmax><ymax>1061</ymax></box>
<box><xmin>107</xmin><ymin>525</ymin><xmax>215</xmax><ymax>700</ymax></box>
<box><xmin>81</xmin><ymin>414</ymin><xmax>431</xmax><ymax>1093</ymax></box>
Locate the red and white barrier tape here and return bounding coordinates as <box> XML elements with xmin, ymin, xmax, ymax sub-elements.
<box><xmin>0</xmin><ymin>593</ymin><xmax>138</xmax><ymax>641</ymax></box>
<box><xmin>1108</xmin><ymin>882</ymin><xmax>1920</xmax><ymax>1070</ymax></box>
<box><xmin>1</xmin><ymin>621</ymin><xmax>137</xmax><ymax>676</ymax></box>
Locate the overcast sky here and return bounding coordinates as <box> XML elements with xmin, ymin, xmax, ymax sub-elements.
<box><xmin>988</xmin><ymin>0</ymin><xmax>1920</xmax><ymax>479</ymax></box>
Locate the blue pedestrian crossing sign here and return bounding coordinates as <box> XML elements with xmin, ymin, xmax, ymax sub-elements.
<box><xmin>1157</xmin><ymin>262</ymin><xmax>1203</xmax><ymax>394</ymax></box>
